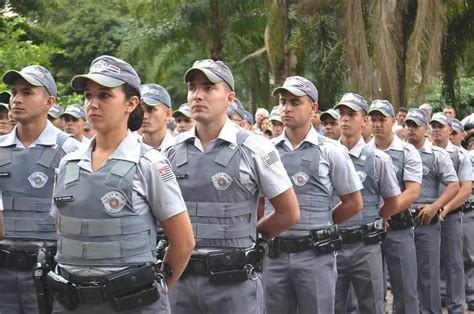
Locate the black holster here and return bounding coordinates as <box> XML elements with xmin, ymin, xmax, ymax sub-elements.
<box><xmin>389</xmin><ymin>210</ymin><xmax>415</xmax><ymax>230</ymax></box>
<box><xmin>33</xmin><ymin>247</ymin><xmax>57</xmax><ymax>314</ymax></box>
<box><xmin>364</xmin><ymin>219</ymin><xmax>386</xmax><ymax>245</ymax></box>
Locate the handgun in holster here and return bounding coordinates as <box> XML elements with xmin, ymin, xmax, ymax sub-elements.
<box><xmin>364</xmin><ymin>219</ymin><xmax>386</xmax><ymax>245</ymax></box>
<box><xmin>33</xmin><ymin>247</ymin><xmax>57</xmax><ymax>314</ymax></box>
<box><xmin>46</xmin><ymin>271</ymin><xmax>79</xmax><ymax>311</ymax></box>
<box><xmin>311</xmin><ymin>225</ymin><xmax>342</xmax><ymax>254</ymax></box>
<box><xmin>245</xmin><ymin>238</ymin><xmax>269</xmax><ymax>273</ymax></box>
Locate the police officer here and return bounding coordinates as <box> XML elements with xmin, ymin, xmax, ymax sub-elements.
<box><xmin>140</xmin><ymin>83</ymin><xmax>175</xmax><ymax>152</ymax></box>
<box><xmin>429</xmin><ymin>113</ymin><xmax>472</xmax><ymax>313</ymax></box>
<box><xmin>268</xmin><ymin>106</ymin><xmax>284</xmax><ymax>138</ymax></box>
<box><xmin>262</xmin><ymin>76</ymin><xmax>363</xmax><ymax>314</ymax></box>
<box><xmin>320</xmin><ymin>109</ymin><xmax>341</xmax><ymax>140</ymax></box>
<box><xmin>0</xmin><ymin>91</ymin><xmax>12</xmax><ymax>135</ymax></box>
<box><xmin>48</xmin><ymin>103</ymin><xmax>64</xmax><ymax>130</ymax></box>
<box><xmin>50</xmin><ymin>55</ymin><xmax>195</xmax><ymax>313</ymax></box>
<box><xmin>368</xmin><ymin>100</ymin><xmax>422</xmax><ymax>313</ymax></box>
<box><xmin>172</xmin><ymin>103</ymin><xmax>194</xmax><ymax>134</ymax></box>
<box><xmin>165</xmin><ymin>59</ymin><xmax>300</xmax><ymax>314</ymax></box>
<box><xmin>243</xmin><ymin>110</ymin><xmax>254</xmax><ymax>131</ymax></box>
<box><xmin>334</xmin><ymin>93</ymin><xmax>401</xmax><ymax>314</ymax></box>
<box><xmin>450</xmin><ymin>118</ymin><xmax>465</xmax><ymax>147</ymax></box>
<box><xmin>60</xmin><ymin>103</ymin><xmax>90</xmax><ymax>146</ymax></box>
<box><xmin>227</xmin><ymin>98</ymin><xmax>246</xmax><ymax>128</ymax></box>
<box><xmin>465</xmin><ymin>138</ymin><xmax>474</xmax><ymax>311</ymax></box>
<box><xmin>0</xmin><ymin>65</ymin><xmax>81</xmax><ymax>313</ymax></box>
<box><xmin>404</xmin><ymin>108</ymin><xmax>460</xmax><ymax>313</ymax></box>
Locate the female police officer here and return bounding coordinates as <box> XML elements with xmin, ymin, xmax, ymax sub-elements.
<box><xmin>49</xmin><ymin>55</ymin><xmax>194</xmax><ymax>313</ymax></box>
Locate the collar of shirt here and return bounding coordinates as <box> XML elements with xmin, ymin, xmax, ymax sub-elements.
<box><xmin>180</xmin><ymin>118</ymin><xmax>239</xmax><ymax>152</ymax></box>
<box><xmin>340</xmin><ymin>136</ymin><xmax>366</xmax><ymax>158</ymax></box>
<box><xmin>274</xmin><ymin>126</ymin><xmax>319</xmax><ymax>151</ymax></box>
<box><xmin>78</xmin><ymin>131</ymin><xmax>141</xmax><ymax>172</ymax></box>
<box><xmin>419</xmin><ymin>139</ymin><xmax>433</xmax><ymax>154</ymax></box>
<box><xmin>444</xmin><ymin>140</ymin><xmax>456</xmax><ymax>153</ymax></box>
<box><xmin>158</xmin><ymin>130</ymin><xmax>175</xmax><ymax>151</ymax></box>
<box><xmin>0</xmin><ymin>120</ymin><xmax>59</xmax><ymax>148</ymax></box>
<box><xmin>368</xmin><ymin>134</ymin><xmax>404</xmax><ymax>152</ymax></box>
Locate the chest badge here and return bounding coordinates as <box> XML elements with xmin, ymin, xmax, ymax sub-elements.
<box><xmin>28</xmin><ymin>172</ymin><xmax>48</xmax><ymax>188</ymax></box>
<box><xmin>292</xmin><ymin>172</ymin><xmax>309</xmax><ymax>186</ymax></box>
<box><xmin>212</xmin><ymin>172</ymin><xmax>233</xmax><ymax>191</ymax></box>
<box><xmin>101</xmin><ymin>191</ymin><xmax>126</xmax><ymax>214</ymax></box>
<box><xmin>356</xmin><ymin>171</ymin><xmax>367</xmax><ymax>183</ymax></box>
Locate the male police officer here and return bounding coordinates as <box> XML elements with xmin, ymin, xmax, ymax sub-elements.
<box><xmin>0</xmin><ymin>65</ymin><xmax>81</xmax><ymax>313</ymax></box>
<box><xmin>60</xmin><ymin>104</ymin><xmax>90</xmax><ymax>146</ymax></box>
<box><xmin>165</xmin><ymin>59</ymin><xmax>300</xmax><ymax>314</ymax></box>
<box><xmin>172</xmin><ymin>103</ymin><xmax>195</xmax><ymax>134</ymax></box>
<box><xmin>368</xmin><ymin>100</ymin><xmax>422</xmax><ymax>313</ymax></box>
<box><xmin>404</xmin><ymin>109</ymin><xmax>460</xmax><ymax>313</ymax></box>
<box><xmin>47</xmin><ymin>104</ymin><xmax>64</xmax><ymax>130</ymax></box>
<box><xmin>269</xmin><ymin>106</ymin><xmax>284</xmax><ymax>138</ymax></box>
<box><xmin>334</xmin><ymin>93</ymin><xmax>401</xmax><ymax>314</ymax></box>
<box><xmin>465</xmin><ymin>137</ymin><xmax>474</xmax><ymax>311</ymax></box>
<box><xmin>262</xmin><ymin>76</ymin><xmax>363</xmax><ymax>314</ymax></box>
<box><xmin>0</xmin><ymin>91</ymin><xmax>12</xmax><ymax>135</ymax></box>
<box><xmin>429</xmin><ymin>113</ymin><xmax>472</xmax><ymax>313</ymax></box>
<box><xmin>140</xmin><ymin>83</ymin><xmax>175</xmax><ymax>152</ymax></box>
<box><xmin>320</xmin><ymin>109</ymin><xmax>341</xmax><ymax>140</ymax></box>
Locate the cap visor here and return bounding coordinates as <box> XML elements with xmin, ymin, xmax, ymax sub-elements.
<box><xmin>429</xmin><ymin>118</ymin><xmax>448</xmax><ymax>126</ymax></box>
<box><xmin>184</xmin><ymin>68</ymin><xmax>222</xmax><ymax>85</ymax></box>
<box><xmin>405</xmin><ymin>118</ymin><xmax>424</xmax><ymax>126</ymax></box>
<box><xmin>272</xmin><ymin>87</ymin><xmax>306</xmax><ymax>97</ymax></box>
<box><xmin>270</xmin><ymin>117</ymin><xmax>282</xmax><ymax>122</ymax></box>
<box><xmin>0</xmin><ymin>92</ymin><xmax>10</xmax><ymax>104</ymax></box>
<box><xmin>320</xmin><ymin>112</ymin><xmax>337</xmax><ymax>120</ymax></box>
<box><xmin>71</xmin><ymin>74</ymin><xmax>125</xmax><ymax>91</ymax></box>
<box><xmin>142</xmin><ymin>97</ymin><xmax>162</xmax><ymax>106</ymax></box>
<box><xmin>335</xmin><ymin>103</ymin><xmax>364</xmax><ymax>113</ymax></box>
<box><xmin>59</xmin><ymin>112</ymin><xmax>81</xmax><ymax>119</ymax></box>
<box><xmin>368</xmin><ymin>108</ymin><xmax>391</xmax><ymax>117</ymax></box>
<box><xmin>172</xmin><ymin>110</ymin><xmax>191</xmax><ymax>118</ymax></box>
<box><xmin>2</xmin><ymin>71</ymin><xmax>43</xmax><ymax>87</ymax></box>
<box><xmin>0</xmin><ymin>103</ymin><xmax>9</xmax><ymax>111</ymax></box>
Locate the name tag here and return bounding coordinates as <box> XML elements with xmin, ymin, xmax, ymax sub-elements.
<box><xmin>54</xmin><ymin>195</ymin><xmax>74</xmax><ymax>204</ymax></box>
<box><xmin>176</xmin><ymin>174</ymin><xmax>189</xmax><ymax>180</ymax></box>
<box><xmin>0</xmin><ymin>172</ymin><xmax>10</xmax><ymax>177</ymax></box>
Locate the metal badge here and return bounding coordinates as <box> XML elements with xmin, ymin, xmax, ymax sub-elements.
<box><xmin>28</xmin><ymin>171</ymin><xmax>48</xmax><ymax>188</ymax></box>
<box><xmin>212</xmin><ymin>172</ymin><xmax>233</xmax><ymax>191</ymax></box>
<box><xmin>101</xmin><ymin>191</ymin><xmax>127</xmax><ymax>214</ymax></box>
<box><xmin>292</xmin><ymin>172</ymin><xmax>309</xmax><ymax>186</ymax></box>
<box><xmin>356</xmin><ymin>171</ymin><xmax>367</xmax><ymax>183</ymax></box>
<box><xmin>422</xmin><ymin>166</ymin><xmax>430</xmax><ymax>176</ymax></box>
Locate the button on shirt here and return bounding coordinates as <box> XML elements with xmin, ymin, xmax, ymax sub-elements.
<box><xmin>273</xmin><ymin>126</ymin><xmax>363</xmax><ymax>197</ymax></box>
<box><xmin>419</xmin><ymin>139</ymin><xmax>458</xmax><ymax>185</ymax></box>
<box><xmin>368</xmin><ymin>135</ymin><xmax>423</xmax><ymax>185</ymax></box>
<box><xmin>169</xmin><ymin>119</ymin><xmax>293</xmax><ymax>199</ymax></box>
<box><xmin>345</xmin><ymin>137</ymin><xmax>401</xmax><ymax>199</ymax></box>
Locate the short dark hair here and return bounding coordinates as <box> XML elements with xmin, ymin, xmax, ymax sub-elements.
<box><xmin>121</xmin><ymin>83</ymin><xmax>143</xmax><ymax>132</ymax></box>
<box><xmin>397</xmin><ymin>107</ymin><xmax>408</xmax><ymax>114</ymax></box>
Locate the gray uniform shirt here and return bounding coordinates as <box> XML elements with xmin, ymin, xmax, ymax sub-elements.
<box><xmin>51</xmin><ymin>132</ymin><xmax>186</xmax><ymax>276</ymax></box>
<box><xmin>439</xmin><ymin>141</ymin><xmax>472</xmax><ymax>193</ymax></box>
<box><xmin>170</xmin><ymin>119</ymin><xmax>293</xmax><ymax>200</ymax></box>
<box><xmin>0</xmin><ymin>121</ymin><xmax>81</xmax><ymax>247</ymax></box>
<box><xmin>274</xmin><ymin>126</ymin><xmax>363</xmax><ymax>197</ymax></box>
<box><xmin>420</xmin><ymin>140</ymin><xmax>458</xmax><ymax>186</ymax></box>
<box><xmin>346</xmin><ymin>137</ymin><xmax>401</xmax><ymax>199</ymax></box>
<box><xmin>368</xmin><ymin>135</ymin><xmax>423</xmax><ymax>185</ymax></box>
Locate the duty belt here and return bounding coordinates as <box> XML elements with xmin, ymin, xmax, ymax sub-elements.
<box><xmin>446</xmin><ymin>206</ymin><xmax>463</xmax><ymax>216</ymax></box>
<box><xmin>340</xmin><ymin>219</ymin><xmax>386</xmax><ymax>245</ymax></box>
<box><xmin>410</xmin><ymin>207</ymin><xmax>439</xmax><ymax>225</ymax></box>
<box><xmin>388</xmin><ymin>209</ymin><xmax>414</xmax><ymax>231</ymax></box>
<box><xmin>46</xmin><ymin>264</ymin><xmax>161</xmax><ymax>312</ymax></box>
<box><xmin>183</xmin><ymin>239</ymin><xmax>268</xmax><ymax>284</ymax></box>
<box><xmin>268</xmin><ymin>225</ymin><xmax>341</xmax><ymax>258</ymax></box>
<box><xmin>0</xmin><ymin>246</ymin><xmax>55</xmax><ymax>271</ymax></box>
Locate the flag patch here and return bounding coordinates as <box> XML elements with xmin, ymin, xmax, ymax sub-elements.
<box><xmin>263</xmin><ymin>151</ymin><xmax>279</xmax><ymax>167</ymax></box>
<box><xmin>158</xmin><ymin>165</ymin><xmax>175</xmax><ymax>182</ymax></box>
